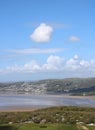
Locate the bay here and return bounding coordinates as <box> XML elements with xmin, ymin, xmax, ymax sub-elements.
<box><xmin>0</xmin><ymin>95</ymin><xmax>95</xmax><ymax>110</ymax></box>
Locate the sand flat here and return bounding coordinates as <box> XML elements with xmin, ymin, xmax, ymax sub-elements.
<box><xmin>0</xmin><ymin>95</ymin><xmax>95</xmax><ymax>112</ymax></box>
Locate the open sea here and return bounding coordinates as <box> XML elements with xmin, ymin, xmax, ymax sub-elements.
<box><xmin>0</xmin><ymin>95</ymin><xmax>95</xmax><ymax>110</ymax></box>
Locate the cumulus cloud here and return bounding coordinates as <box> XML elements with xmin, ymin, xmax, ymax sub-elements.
<box><xmin>64</xmin><ymin>55</ymin><xmax>94</xmax><ymax>75</ymax></box>
<box><xmin>1</xmin><ymin>55</ymin><xmax>95</xmax><ymax>78</ymax></box>
<box><xmin>69</xmin><ymin>36</ymin><xmax>80</xmax><ymax>42</ymax></box>
<box><xmin>4</xmin><ymin>61</ymin><xmax>41</xmax><ymax>74</ymax></box>
<box><xmin>30</xmin><ymin>23</ymin><xmax>53</xmax><ymax>43</ymax></box>
<box><xmin>65</xmin><ymin>55</ymin><xmax>81</xmax><ymax>70</ymax></box>
<box><xmin>22</xmin><ymin>61</ymin><xmax>41</xmax><ymax>73</ymax></box>
<box><xmin>42</xmin><ymin>55</ymin><xmax>64</xmax><ymax>71</ymax></box>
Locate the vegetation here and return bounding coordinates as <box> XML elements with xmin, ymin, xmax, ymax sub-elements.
<box><xmin>0</xmin><ymin>124</ymin><xmax>95</xmax><ymax>130</ymax></box>
<box><xmin>0</xmin><ymin>106</ymin><xmax>95</xmax><ymax>125</ymax></box>
<box><xmin>0</xmin><ymin>125</ymin><xmax>16</xmax><ymax>130</ymax></box>
<box><xmin>0</xmin><ymin>106</ymin><xmax>95</xmax><ymax>130</ymax></box>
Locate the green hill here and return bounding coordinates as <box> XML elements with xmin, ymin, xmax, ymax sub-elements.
<box><xmin>38</xmin><ymin>78</ymin><xmax>95</xmax><ymax>95</ymax></box>
<box><xmin>1</xmin><ymin>78</ymin><xmax>95</xmax><ymax>95</ymax></box>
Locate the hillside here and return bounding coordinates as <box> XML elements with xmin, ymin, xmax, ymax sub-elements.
<box><xmin>40</xmin><ymin>78</ymin><xmax>95</xmax><ymax>95</ymax></box>
<box><xmin>0</xmin><ymin>78</ymin><xmax>95</xmax><ymax>95</ymax></box>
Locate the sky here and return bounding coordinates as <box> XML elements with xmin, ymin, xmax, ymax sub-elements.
<box><xmin>0</xmin><ymin>0</ymin><xmax>95</xmax><ymax>82</ymax></box>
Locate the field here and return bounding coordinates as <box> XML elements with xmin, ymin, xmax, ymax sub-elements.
<box><xmin>0</xmin><ymin>124</ymin><xmax>95</xmax><ymax>130</ymax></box>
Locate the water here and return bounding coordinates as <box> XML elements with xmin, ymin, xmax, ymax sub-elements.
<box><xmin>0</xmin><ymin>95</ymin><xmax>95</xmax><ymax>110</ymax></box>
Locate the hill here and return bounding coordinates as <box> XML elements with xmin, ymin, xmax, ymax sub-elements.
<box><xmin>0</xmin><ymin>78</ymin><xmax>95</xmax><ymax>95</ymax></box>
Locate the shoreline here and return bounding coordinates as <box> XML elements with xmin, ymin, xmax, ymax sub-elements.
<box><xmin>0</xmin><ymin>106</ymin><xmax>38</xmax><ymax>112</ymax></box>
<box><xmin>36</xmin><ymin>94</ymin><xmax>95</xmax><ymax>100</ymax></box>
<box><xmin>0</xmin><ymin>93</ymin><xmax>95</xmax><ymax>99</ymax></box>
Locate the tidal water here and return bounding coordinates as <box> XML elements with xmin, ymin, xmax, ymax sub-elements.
<box><xmin>0</xmin><ymin>95</ymin><xmax>95</xmax><ymax>110</ymax></box>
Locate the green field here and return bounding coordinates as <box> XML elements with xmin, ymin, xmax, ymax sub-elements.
<box><xmin>0</xmin><ymin>124</ymin><xmax>95</xmax><ymax>130</ymax></box>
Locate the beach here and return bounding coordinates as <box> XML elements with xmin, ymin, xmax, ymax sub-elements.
<box><xmin>0</xmin><ymin>95</ymin><xmax>95</xmax><ymax>112</ymax></box>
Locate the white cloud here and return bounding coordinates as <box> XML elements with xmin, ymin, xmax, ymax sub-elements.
<box><xmin>6</xmin><ymin>64</ymin><xmax>21</xmax><ymax>73</ymax></box>
<box><xmin>22</xmin><ymin>61</ymin><xmax>41</xmax><ymax>73</ymax></box>
<box><xmin>1</xmin><ymin>55</ymin><xmax>95</xmax><ymax>78</ymax></box>
<box><xmin>80</xmin><ymin>60</ymin><xmax>90</xmax><ymax>67</ymax></box>
<box><xmin>42</xmin><ymin>55</ymin><xmax>64</xmax><ymax>71</ymax></box>
<box><xmin>64</xmin><ymin>55</ymin><xmax>94</xmax><ymax>74</ymax></box>
<box><xmin>30</xmin><ymin>23</ymin><xmax>53</xmax><ymax>43</ymax></box>
<box><xmin>3</xmin><ymin>61</ymin><xmax>41</xmax><ymax>74</ymax></box>
<box><xmin>65</xmin><ymin>55</ymin><xmax>81</xmax><ymax>70</ymax></box>
<box><xmin>69</xmin><ymin>36</ymin><xmax>80</xmax><ymax>42</ymax></box>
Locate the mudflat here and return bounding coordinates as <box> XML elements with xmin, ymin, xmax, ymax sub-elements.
<box><xmin>0</xmin><ymin>95</ymin><xmax>95</xmax><ymax>112</ymax></box>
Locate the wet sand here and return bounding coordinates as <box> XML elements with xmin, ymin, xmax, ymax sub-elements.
<box><xmin>0</xmin><ymin>95</ymin><xmax>95</xmax><ymax>112</ymax></box>
<box><xmin>44</xmin><ymin>94</ymin><xmax>95</xmax><ymax>100</ymax></box>
<box><xmin>0</xmin><ymin>106</ymin><xmax>38</xmax><ymax>112</ymax></box>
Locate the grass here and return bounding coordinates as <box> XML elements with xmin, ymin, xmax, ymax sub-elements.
<box><xmin>13</xmin><ymin>124</ymin><xmax>78</xmax><ymax>130</ymax></box>
<box><xmin>1</xmin><ymin>124</ymin><xmax>95</xmax><ymax>130</ymax></box>
<box><xmin>0</xmin><ymin>125</ymin><xmax>16</xmax><ymax>130</ymax></box>
<box><xmin>18</xmin><ymin>124</ymin><xmax>95</xmax><ymax>130</ymax></box>
<box><xmin>0</xmin><ymin>106</ymin><xmax>95</xmax><ymax>130</ymax></box>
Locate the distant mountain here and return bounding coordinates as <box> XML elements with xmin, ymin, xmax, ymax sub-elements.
<box><xmin>0</xmin><ymin>78</ymin><xmax>95</xmax><ymax>95</ymax></box>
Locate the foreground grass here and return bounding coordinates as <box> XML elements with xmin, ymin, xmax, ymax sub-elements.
<box><xmin>0</xmin><ymin>106</ymin><xmax>95</xmax><ymax>130</ymax></box>
<box><xmin>0</xmin><ymin>124</ymin><xmax>95</xmax><ymax>130</ymax></box>
<box><xmin>0</xmin><ymin>124</ymin><xmax>82</xmax><ymax>130</ymax></box>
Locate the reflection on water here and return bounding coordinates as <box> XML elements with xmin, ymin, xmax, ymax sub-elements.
<box><xmin>0</xmin><ymin>95</ymin><xmax>95</xmax><ymax>110</ymax></box>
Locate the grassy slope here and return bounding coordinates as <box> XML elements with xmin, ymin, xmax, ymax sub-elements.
<box><xmin>0</xmin><ymin>106</ymin><xmax>95</xmax><ymax>124</ymax></box>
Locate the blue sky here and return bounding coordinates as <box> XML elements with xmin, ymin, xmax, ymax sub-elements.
<box><xmin>0</xmin><ymin>0</ymin><xmax>95</xmax><ymax>82</ymax></box>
